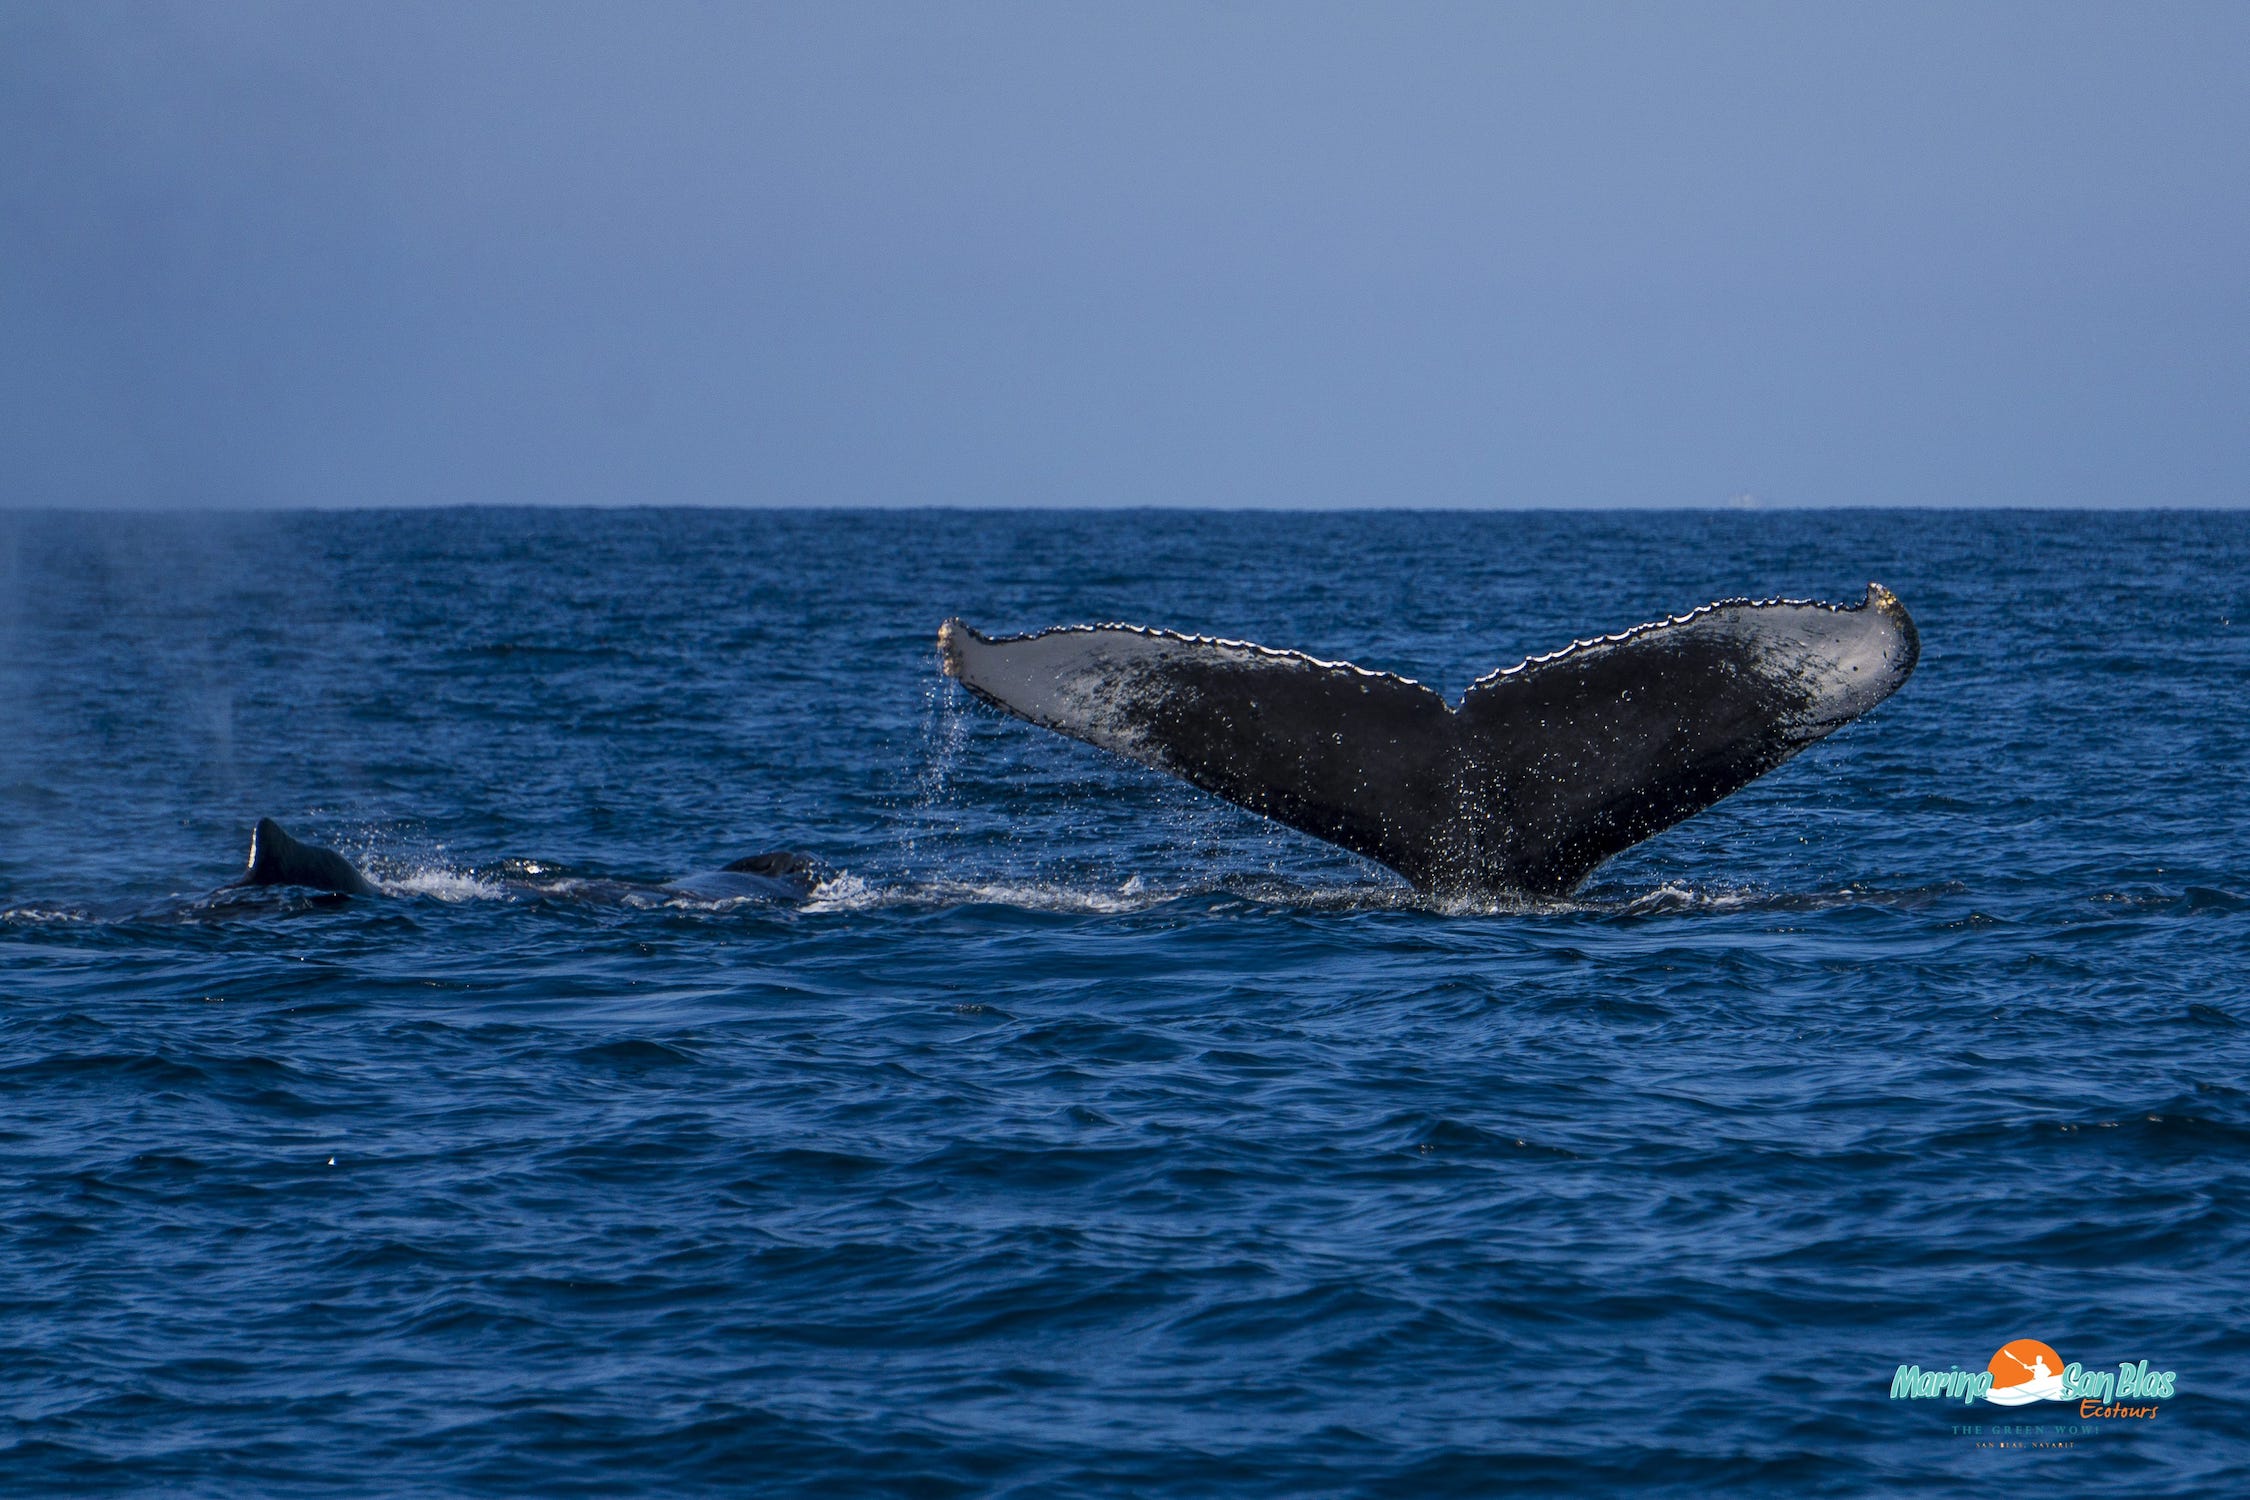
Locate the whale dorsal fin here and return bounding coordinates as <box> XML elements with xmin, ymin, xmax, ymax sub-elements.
<box><xmin>240</xmin><ymin>818</ymin><xmax>380</xmax><ymax>897</ymax></box>
<box><xmin>937</xmin><ymin>585</ymin><xmax>1917</xmax><ymax>896</ymax></box>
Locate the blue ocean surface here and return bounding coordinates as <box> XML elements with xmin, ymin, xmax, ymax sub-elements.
<box><xmin>1</xmin><ymin>507</ymin><xmax>2244</xmax><ymax>1496</ymax></box>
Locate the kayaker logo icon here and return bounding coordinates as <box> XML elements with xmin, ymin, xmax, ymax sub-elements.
<box><xmin>1984</xmin><ymin>1339</ymin><xmax>2068</xmax><ymax>1406</ymax></box>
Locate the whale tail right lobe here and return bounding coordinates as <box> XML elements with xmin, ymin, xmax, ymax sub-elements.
<box><xmin>238</xmin><ymin>818</ymin><xmax>380</xmax><ymax>897</ymax></box>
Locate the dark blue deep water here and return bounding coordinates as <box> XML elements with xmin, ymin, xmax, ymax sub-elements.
<box><xmin>3</xmin><ymin>508</ymin><xmax>2246</xmax><ymax>1496</ymax></box>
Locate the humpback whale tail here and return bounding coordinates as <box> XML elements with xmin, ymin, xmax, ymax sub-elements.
<box><xmin>938</xmin><ymin>584</ymin><xmax>1918</xmax><ymax>897</ymax></box>
<box><xmin>238</xmin><ymin>818</ymin><xmax>381</xmax><ymax>896</ymax></box>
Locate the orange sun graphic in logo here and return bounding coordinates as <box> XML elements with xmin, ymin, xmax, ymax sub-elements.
<box><xmin>1985</xmin><ymin>1338</ymin><xmax>2068</xmax><ymax>1405</ymax></box>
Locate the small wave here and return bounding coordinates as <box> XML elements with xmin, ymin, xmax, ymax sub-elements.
<box><xmin>793</xmin><ymin>873</ymin><xmax>1823</xmax><ymax>919</ymax></box>
<box><xmin>1590</xmin><ymin>879</ymin><xmax>1968</xmax><ymax>918</ymax></box>
<box><xmin>2091</xmin><ymin>885</ymin><xmax>2249</xmax><ymax>914</ymax></box>
<box><xmin>374</xmin><ymin>868</ymin><xmax>511</xmax><ymax>901</ymax></box>
<box><xmin>655</xmin><ymin>889</ymin><xmax>804</xmax><ymax>913</ymax></box>
<box><xmin>804</xmin><ymin>874</ymin><xmax>1156</xmax><ymax>914</ymax></box>
<box><xmin>779</xmin><ymin>870</ymin><xmax>1969</xmax><ymax>920</ymax></box>
<box><xmin>928</xmin><ymin>880</ymin><xmax>1154</xmax><ymax>914</ymax></box>
<box><xmin>0</xmin><ymin>904</ymin><xmax>92</xmax><ymax>924</ymax></box>
<box><xmin>1619</xmin><ymin>880</ymin><xmax>1715</xmax><ymax>915</ymax></box>
<box><xmin>1281</xmin><ymin>884</ymin><xmax>1545</xmax><ymax>916</ymax></box>
<box><xmin>802</xmin><ymin>872</ymin><xmax>879</xmax><ymax>912</ymax></box>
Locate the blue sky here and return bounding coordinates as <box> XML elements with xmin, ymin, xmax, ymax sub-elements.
<box><xmin>3</xmin><ymin>1</ymin><xmax>2245</xmax><ymax>509</ymax></box>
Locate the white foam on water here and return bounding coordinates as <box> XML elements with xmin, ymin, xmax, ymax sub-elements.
<box><xmin>0</xmin><ymin>905</ymin><xmax>90</xmax><ymax>924</ymax></box>
<box><xmin>374</xmin><ymin>867</ymin><xmax>510</xmax><ymax>901</ymax></box>
<box><xmin>801</xmin><ymin>872</ymin><xmax>1165</xmax><ymax>915</ymax></box>
<box><xmin>802</xmin><ymin>872</ymin><xmax>879</xmax><ymax>912</ymax></box>
<box><xmin>922</xmin><ymin>879</ymin><xmax>1151</xmax><ymax>914</ymax></box>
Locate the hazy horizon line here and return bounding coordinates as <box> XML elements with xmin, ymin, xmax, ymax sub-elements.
<box><xmin>5</xmin><ymin>499</ymin><xmax>2247</xmax><ymax>517</ymax></box>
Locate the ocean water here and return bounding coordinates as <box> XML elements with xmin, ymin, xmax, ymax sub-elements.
<box><xmin>1</xmin><ymin>507</ymin><xmax>2244</xmax><ymax>1496</ymax></box>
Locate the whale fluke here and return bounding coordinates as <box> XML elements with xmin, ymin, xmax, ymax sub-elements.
<box><xmin>238</xmin><ymin>818</ymin><xmax>380</xmax><ymax>896</ymax></box>
<box><xmin>938</xmin><ymin>585</ymin><xmax>1919</xmax><ymax>896</ymax></box>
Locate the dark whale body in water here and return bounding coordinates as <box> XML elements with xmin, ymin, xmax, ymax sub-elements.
<box><xmin>657</xmin><ymin>852</ymin><xmax>824</xmax><ymax>902</ymax></box>
<box><xmin>939</xmin><ymin>585</ymin><xmax>1919</xmax><ymax>897</ymax></box>
<box><xmin>239</xmin><ymin>818</ymin><xmax>380</xmax><ymax>897</ymax></box>
<box><xmin>231</xmin><ymin>819</ymin><xmax>820</xmax><ymax>903</ymax></box>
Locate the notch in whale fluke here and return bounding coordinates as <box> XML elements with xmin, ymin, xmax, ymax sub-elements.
<box><xmin>237</xmin><ymin>818</ymin><xmax>380</xmax><ymax>896</ymax></box>
<box><xmin>938</xmin><ymin>584</ymin><xmax>1919</xmax><ymax>897</ymax></box>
